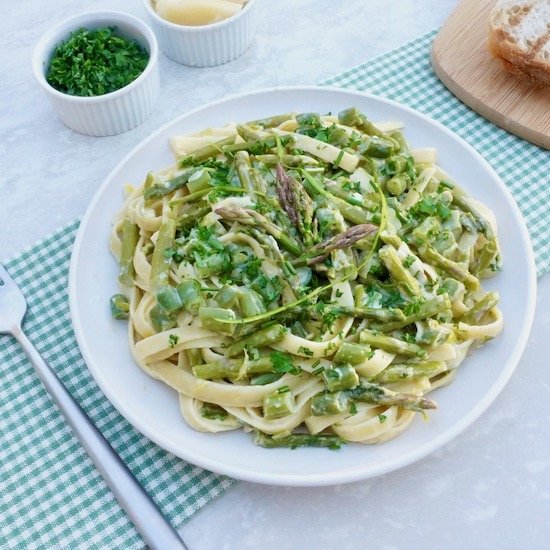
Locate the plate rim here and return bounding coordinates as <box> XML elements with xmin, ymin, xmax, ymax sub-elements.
<box><xmin>68</xmin><ymin>85</ymin><xmax>537</xmax><ymax>486</ymax></box>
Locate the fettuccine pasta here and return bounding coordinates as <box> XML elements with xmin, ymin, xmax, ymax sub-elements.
<box><xmin>109</xmin><ymin>108</ymin><xmax>503</xmax><ymax>449</ymax></box>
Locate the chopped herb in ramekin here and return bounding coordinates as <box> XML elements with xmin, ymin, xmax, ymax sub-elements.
<box><xmin>46</xmin><ymin>26</ymin><xmax>149</xmax><ymax>97</ymax></box>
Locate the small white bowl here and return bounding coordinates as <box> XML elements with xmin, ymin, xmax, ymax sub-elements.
<box><xmin>32</xmin><ymin>12</ymin><xmax>160</xmax><ymax>137</ymax></box>
<box><xmin>142</xmin><ymin>0</ymin><xmax>260</xmax><ymax>67</ymax></box>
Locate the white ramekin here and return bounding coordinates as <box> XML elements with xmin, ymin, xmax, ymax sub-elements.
<box><xmin>32</xmin><ymin>12</ymin><xmax>160</xmax><ymax>137</ymax></box>
<box><xmin>142</xmin><ymin>0</ymin><xmax>260</xmax><ymax>67</ymax></box>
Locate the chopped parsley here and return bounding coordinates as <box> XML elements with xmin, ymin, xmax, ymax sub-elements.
<box><xmin>168</xmin><ymin>334</ymin><xmax>179</xmax><ymax>348</ymax></box>
<box><xmin>47</xmin><ymin>27</ymin><xmax>149</xmax><ymax>97</ymax></box>
<box><xmin>270</xmin><ymin>351</ymin><xmax>300</xmax><ymax>375</ymax></box>
<box><xmin>378</xmin><ymin>414</ymin><xmax>387</xmax><ymax>423</ymax></box>
<box><xmin>297</xmin><ymin>346</ymin><xmax>314</xmax><ymax>357</ymax></box>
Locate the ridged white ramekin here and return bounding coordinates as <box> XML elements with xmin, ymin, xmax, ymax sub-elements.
<box><xmin>142</xmin><ymin>0</ymin><xmax>260</xmax><ymax>67</ymax></box>
<box><xmin>32</xmin><ymin>12</ymin><xmax>160</xmax><ymax>137</ymax></box>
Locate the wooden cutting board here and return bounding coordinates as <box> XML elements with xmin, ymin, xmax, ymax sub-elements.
<box><xmin>431</xmin><ymin>0</ymin><xmax>550</xmax><ymax>150</ymax></box>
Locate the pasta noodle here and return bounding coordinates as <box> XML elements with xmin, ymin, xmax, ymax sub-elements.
<box><xmin>109</xmin><ymin>108</ymin><xmax>503</xmax><ymax>450</ymax></box>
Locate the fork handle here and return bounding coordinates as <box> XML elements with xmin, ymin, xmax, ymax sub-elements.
<box><xmin>13</xmin><ymin>327</ymin><xmax>188</xmax><ymax>550</ymax></box>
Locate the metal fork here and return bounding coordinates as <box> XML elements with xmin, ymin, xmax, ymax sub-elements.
<box><xmin>0</xmin><ymin>264</ymin><xmax>188</xmax><ymax>550</ymax></box>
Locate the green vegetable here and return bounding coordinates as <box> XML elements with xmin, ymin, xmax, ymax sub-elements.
<box><xmin>110</xmin><ymin>294</ymin><xmax>130</xmax><ymax>320</ymax></box>
<box><xmin>263</xmin><ymin>389</ymin><xmax>295</xmax><ymax>419</ymax></box>
<box><xmin>253</xmin><ymin>431</ymin><xmax>345</xmax><ymax>449</ymax></box>
<box><xmin>47</xmin><ymin>27</ymin><xmax>149</xmax><ymax>97</ymax></box>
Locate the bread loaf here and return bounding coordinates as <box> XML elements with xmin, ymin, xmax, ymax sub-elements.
<box><xmin>488</xmin><ymin>0</ymin><xmax>550</xmax><ymax>85</ymax></box>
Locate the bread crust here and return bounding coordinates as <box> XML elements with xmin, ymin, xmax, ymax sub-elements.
<box><xmin>488</xmin><ymin>0</ymin><xmax>550</xmax><ymax>86</ymax></box>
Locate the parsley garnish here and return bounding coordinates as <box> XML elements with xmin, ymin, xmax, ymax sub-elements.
<box><xmin>270</xmin><ymin>351</ymin><xmax>300</xmax><ymax>374</ymax></box>
<box><xmin>46</xmin><ymin>27</ymin><xmax>149</xmax><ymax>97</ymax></box>
<box><xmin>168</xmin><ymin>334</ymin><xmax>179</xmax><ymax>348</ymax></box>
<box><xmin>297</xmin><ymin>346</ymin><xmax>314</xmax><ymax>357</ymax></box>
<box><xmin>378</xmin><ymin>414</ymin><xmax>387</xmax><ymax>423</ymax></box>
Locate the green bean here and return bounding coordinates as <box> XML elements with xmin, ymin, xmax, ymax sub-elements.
<box><xmin>118</xmin><ymin>220</ymin><xmax>139</xmax><ymax>286</ymax></box>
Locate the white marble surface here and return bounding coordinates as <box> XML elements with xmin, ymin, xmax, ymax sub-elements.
<box><xmin>2</xmin><ymin>0</ymin><xmax>549</xmax><ymax>548</ymax></box>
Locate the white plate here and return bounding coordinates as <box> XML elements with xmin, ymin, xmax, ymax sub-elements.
<box><xmin>69</xmin><ymin>86</ymin><xmax>537</xmax><ymax>486</ymax></box>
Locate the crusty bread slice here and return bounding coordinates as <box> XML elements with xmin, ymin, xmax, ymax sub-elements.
<box><xmin>488</xmin><ymin>0</ymin><xmax>550</xmax><ymax>85</ymax></box>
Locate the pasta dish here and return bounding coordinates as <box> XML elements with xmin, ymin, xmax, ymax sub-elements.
<box><xmin>109</xmin><ymin>108</ymin><xmax>503</xmax><ymax>449</ymax></box>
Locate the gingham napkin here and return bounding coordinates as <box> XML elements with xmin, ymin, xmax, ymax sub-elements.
<box><xmin>2</xmin><ymin>29</ymin><xmax>549</xmax><ymax>550</ymax></box>
<box><xmin>322</xmin><ymin>30</ymin><xmax>550</xmax><ymax>276</ymax></box>
<box><xmin>0</xmin><ymin>219</ymin><xmax>233</xmax><ymax>549</ymax></box>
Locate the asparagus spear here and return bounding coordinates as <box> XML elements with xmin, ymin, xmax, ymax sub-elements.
<box><xmin>323</xmin><ymin>365</ymin><xmax>359</xmax><ymax>391</ymax></box>
<box><xmin>118</xmin><ymin>220</ymin><xmax>139</xmax><ymax>286</ymax></box>
<box><xmin>369</xmin><ymin>295</ymin><xmax>451</xmax><ymax>332</ymax></box>
<box><xmin>302</xmin><ymin>224</ymin><xmax>378</xmax><ymax>265</ymax></box>
<box><xmin>247</xmin><ymin>113</ymin><xmax>294</xmax><ymax>128</ymax></box>
<box><xmin>275</xmin><ymin>164</ymin><xmax>316</xmax><ymax>246</ymax></box>
<box><xmin>179</xmin><ymin>136</ymin><xmax>236</xmax><ymax>166</ymax></box>
<box><xmin>214</xmin><ymin>206</ymin><xmax>302</xmax><ymax>256</ymax></box>
<box><xmin>348</xmin><ymin>382</ymin><xmax>437</xmax><ymax>411</ymax></box>
<box><xmin>255</xmin><ymin>154</ymin><xmax>319</xmax><ymax>166</ymax></box>
<box><xmin>110</xmin><ymin>294</ymin><xmax>130</xmax><ymax>320</ymax></box>
<box><xmin>311</xmin><ymin>391</ymin><xmax>349</xmax><ymax>415</ymax></box>
<box><xmin>275</xmin><ymin>163</ymin><xmax>299</xmax><ymax>226</ymax></box>
<box><xmin>300</xmin><ymin>169</ymin><xmax>371</xmax><ymax>225</ymax></box>
<box><xmin>378</xmin><ymin>245</ymin><xmax>421</xmax><ymax>296</ymax></box>
<box><xmin>192</xmin><ymin>356</ymin><xmax>274</xmax><ymax>380</ymax></box>
<box><xmin>149</xmin><ymin>217</ymin><xmax>176</xmax><ymax>292</ymax></box>
<box><xmin>333</xmin><ymin>343</ymin><xmax>373</xmax><ymax>365</ymax></box>
<box><xmin>373</xmin><ymin>361</ymin><xmax>446</xmax><ymax>383</ymax></box>
<box><xmin>226</xmin><ymin>323</ymin><xmax>287</xmax><ymax>357</ymax></box>
<box><xmin>461</xmin><ymin>292</ymin><xmax>499</xmax><ymax>324</ymax></box>
<box><xmin>360</xmin><ymin>329</ymin><xmax>428</xmax><ymax>358</ymax></box>
<box><xmin>263</xmin><ymin>389</ymin><xmax>295</xmax><ymax>419</ymax></box>
<box><xmin>144</xmin><ymin>168</ymin><xmax>197</xmax><ymax>199</ymax></box>
<box><xmin>253</xmin><ymin>431</ymin><xmax>345</xmax><ymax>449</ymax></box>
<box><xmin>419</xmin><ymin>246</ymin><xmax>480</xmax><ymax>291</ymax></box>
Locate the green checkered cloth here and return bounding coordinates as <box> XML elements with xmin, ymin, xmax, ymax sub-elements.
<box><xmin>0</xmin><ymin>219</ymin><xmax>234</xmax><ymax>549</ymax></box>
<box><xmin>323</xmin><ymin>29</ymin><xmax>550</xmax><ymax>276</ymax></box>
<box><xmin>3</xmin><ymin>29</ymin><xmax>550</xmax><ymax>550</ymax></box>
